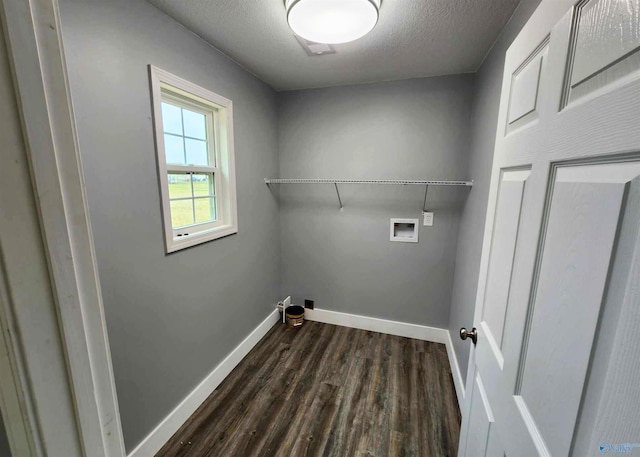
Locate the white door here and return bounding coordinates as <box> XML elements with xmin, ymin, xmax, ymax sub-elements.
<box><xmin>458</xmin><ymin>0</ymin><xmax>640</xmax><ymax>456</ymax></box>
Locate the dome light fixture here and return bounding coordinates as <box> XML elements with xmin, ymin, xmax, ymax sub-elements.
<box><xmin>286</xmin><ymin>0</ymin><xmax>379</xmax><ymax>45</ymax></box>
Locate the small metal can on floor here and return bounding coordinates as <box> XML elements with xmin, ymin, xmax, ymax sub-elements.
<box><xmin>285</xmin><ymin>305</ymin><xmax>304</xmax><ymax>328</ymax></box>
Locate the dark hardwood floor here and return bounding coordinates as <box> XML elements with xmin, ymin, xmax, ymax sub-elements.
<box><xmin>156</xmin><ymin>321</ymin><xmax>461</xmax><ymax>457</ymax></box>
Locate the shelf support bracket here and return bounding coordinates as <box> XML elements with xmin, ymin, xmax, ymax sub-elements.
<box><xmin>422</xmin><ymin>185</ymin><xmax>429</xmax><ymax>212</ymax></box>
<box><xmin>334</xmin><ymin>183</ymin><xmax>343</xmax><ymax>210</ymax></box>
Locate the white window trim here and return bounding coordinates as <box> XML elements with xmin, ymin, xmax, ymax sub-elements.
<box><xmin>149</xmin><ymin>65</ymin><xmax>238</xmax><ymax>253</ymax></box>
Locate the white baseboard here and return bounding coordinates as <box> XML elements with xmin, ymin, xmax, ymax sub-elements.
<box><xmin>303</xmin><ymin>307</ymin><xmax>465</xmax><ymax>406</ymax></box>
<box><xmin>445</xmin><ymin>331</ymin><xmax>466</xmax><ymax>406</ymax></box>
<box><xmin>303</xmin><ymin>308</ymin><xmax>448</xmax><ymax>343</ymax></box>
<box><xmin>128</xmin><ymin>309</ymin><xmax>280</xmax><ymax>457</ymax></box>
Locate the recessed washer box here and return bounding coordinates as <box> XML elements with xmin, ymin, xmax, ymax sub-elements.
<box><xmin>390</xmin><ymin>218</ymin><xmax>419</xmax><ymax>243</ymax></box>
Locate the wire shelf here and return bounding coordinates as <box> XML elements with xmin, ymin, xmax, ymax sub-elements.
<box><xmin>264</xmin><ymin>178</ymin><xmax>472</xmax><ymax>210</ymax></box>
<box><xmin>264</xmin><ymin>178</ymin><xmax>473</xmax><ymax>186</ymax></box>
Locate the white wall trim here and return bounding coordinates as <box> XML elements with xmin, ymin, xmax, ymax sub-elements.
<box><xmin>128</xmin><ymin>309</ymin><xmax>280</xmax><ymax>457</ymax></box>
<box><xmin>303</xmin><ymin>307</ymin><xmax>465</xmax><ymax>406</ymax></box>
<box><xmin>445</xmin><ymin>331</ymin><xmax>466</xmax><ymax>407</ymax></box>
<box><xmin>304</xmin><ymin>307</ymin><xmax>448</xmax><ymax>343</ymax></box>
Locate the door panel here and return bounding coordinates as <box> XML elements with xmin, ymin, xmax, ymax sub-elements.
<box><xmin>571</xmin><ymin>176</ymin><xmax>640</xmax><ymax>456</ymax></box>
<box><xmin>485</xmin><ymin>427</ymin><xmax>506</xmax><ymax>457</ymax></box>
<box><xmin>464</xmin><ymin>374</ymin><xmax>495</xmax><ymax>457</ymax></box>
<box><xmin>519</xmin><ymin>161</ymin><xmax>640</xmax><ymax>457</ymax></box>
<box><xmin>508</xmin><ymin>50</ymin><xmax>544</xmax><ymax>124</ymax></box>
<box><xmin>482</xmin><ymin>169</ymin><xmax>530</xmax><ymax>352</ymax></box>
<box><xmin>507</xmin><ymin>41</ymin><xmax>549</xmax><ymax>133</ymax></box>
<box><xmin>564</xmin><ymin>0</ymin><xmax>640</xmax><ymax>104</ymax></box>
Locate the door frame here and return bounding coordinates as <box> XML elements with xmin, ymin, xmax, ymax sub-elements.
<box><xmin>0</xmin><ymin>279</ymin><xmax>38</xmax><ymax>457</ymax></box>
<box><xmin>0</xmin><ymin>0</ymin><xmax>126</xmax><ymax>455</ymax></box>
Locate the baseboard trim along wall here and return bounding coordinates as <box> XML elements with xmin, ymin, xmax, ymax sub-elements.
<box><xmin>304</xmin><ymin>307</ymin><xmax>466</xmax><ymax>406</ymax></box>
<box><xmin>128</xmin><ymin>309</ymin><xmax>280</xmax><ymax>457</ymax></box>
<box><xmin>445</xmin><ymin>330</ymin><xmax>466</xmax><ymax>407</ymax></box>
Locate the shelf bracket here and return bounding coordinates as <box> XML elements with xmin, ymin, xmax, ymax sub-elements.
<box><xmin>422</xmin><ymin>185</ymin><xmax>429</xmax><ymax>212</ymax></box>
<box><xmin>334</xmin><ymin>183</ymin><xmax>343</xmax><ymax>210</ymax></box>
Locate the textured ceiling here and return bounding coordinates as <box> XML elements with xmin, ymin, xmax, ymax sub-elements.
<box><xmin>145</xmin><ymin>0</ymin><xmax>521</xmax><ymax>91</ymax></box>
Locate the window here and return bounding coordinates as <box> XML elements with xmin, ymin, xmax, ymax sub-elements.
<box><xmin>149</xmin><ymin>66</ymin><xmax>238</xmax><ymax>253</ymax></box>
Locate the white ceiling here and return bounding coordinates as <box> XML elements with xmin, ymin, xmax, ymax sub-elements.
<box><xmin>145</xmin><ymin>0</ymin><xmax>522</xmax><ymax>91</ymax></box>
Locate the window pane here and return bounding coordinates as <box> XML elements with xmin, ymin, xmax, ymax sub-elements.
<box><xmin>192</xmin><ymin>173</ymin><xmax>214</xmax><ymax>197</ymax></box>
<box><xmin>183</xmin><ymin>109</ymin><xmax>207</xmax><ymax>140</ymax></box>
<box><xmin>164</xmin><ymin>134</ymin><xmax>185</xmax><ymax>165</ymax></box>
<box><xmin>185</xmin><ymin>138</ymin><xmax>208</xmax><ymax>166</ymax></box>
<box><xmin>161</xmin><ymin>102</ymin><xmax>183</xmax><ymax>135</ymax></box>
<box><xmin>168</xmin><ymin>173</ymin><xmax>192</xmax><ymax>199</ymax></box>
<box><xmin>170</xmin><ymin>199</ymin><xmax>194</xmax><ymax>228</ymax></box>
<box><xmin>194</xmin><ymin>197</ymin><xmax>216</xmax><ymax>224</ymax></box>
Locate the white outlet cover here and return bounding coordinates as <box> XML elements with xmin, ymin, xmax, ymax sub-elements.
<box><xmin>423</xmin><ymin>212</ymin><xmax>434</xmax><ymax>226</ymax></box>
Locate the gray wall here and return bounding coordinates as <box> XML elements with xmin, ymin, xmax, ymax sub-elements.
<box><xmin>448</xmin><ymin>0</ymin><xmax>542</xmax><ymax>383</ymax></box>
<box><xmin>278</xmin><ymin>76</ymin><xmax>474</xmax><ymax>327</ymax></box>
<box><xmin>58</xmin><ymin>0</ymin><xmax>280</xmax><ymax>451</ymax></box>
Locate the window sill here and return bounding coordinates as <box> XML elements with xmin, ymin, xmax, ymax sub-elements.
<box><xmin>165</xmin><ymin>224</ymin><xmax>238</xmax><ymax>253</ymax></box>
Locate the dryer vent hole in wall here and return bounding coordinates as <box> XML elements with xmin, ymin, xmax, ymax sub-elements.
<box><xmin>390</xmin><ymin>218</ymin><xmax>419</xmax><ymax>243</ymax></box>
<box><xmin>395</xmin><ymin>224</ymin><xmax>413</xmax><ymax>236</ymax></box>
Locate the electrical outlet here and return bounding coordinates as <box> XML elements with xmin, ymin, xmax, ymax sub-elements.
<box><xmin>423</xmin><ymin>212</ymin><xmax>434</xmax><ymax>227</ymax></box>
<box><xmin>304</xmin><ymin>299</ymin><xmax>314</xmax><ymax>309</ymax></box>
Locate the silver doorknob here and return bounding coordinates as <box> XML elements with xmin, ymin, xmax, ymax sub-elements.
<box><xmin>460</xmin><ymin>327</ymin><xmax>478</xmax><ymax>345</ymax></box>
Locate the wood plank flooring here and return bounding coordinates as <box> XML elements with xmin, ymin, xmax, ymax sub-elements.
<box><xmin>155</xmin><ymin>321</ymin><xmax>461</xmax><ymax>457</ymax></box>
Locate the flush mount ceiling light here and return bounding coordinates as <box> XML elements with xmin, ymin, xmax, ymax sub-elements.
<box><xmin>286</xmin><ymin>0</ymin><xmax>379</xmax><ymax>45</ymax></box>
